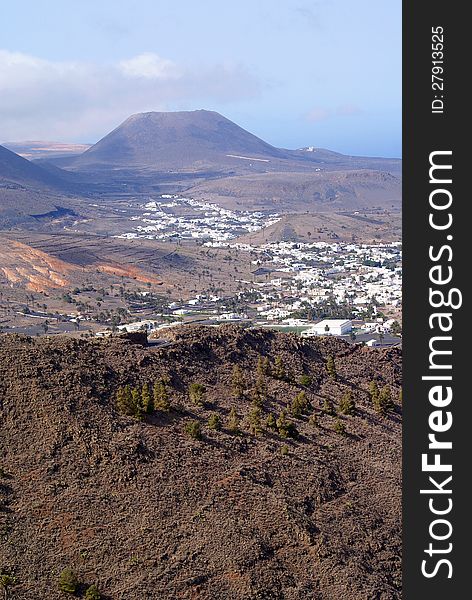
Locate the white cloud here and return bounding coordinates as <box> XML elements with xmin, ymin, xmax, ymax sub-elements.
<box><xmin>119</xmin><ymin>53</ymin><xmax>179</xmax><ymax>79</ymax></box>
<box><xmin>0</xmin><ymin>50</ymin><xmax>259</xmax><ymax>141</ymax></box>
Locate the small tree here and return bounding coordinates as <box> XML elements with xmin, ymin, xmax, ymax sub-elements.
<box><xmin>58</xmin><ymin>568</ymin><xmax>78</xmax><ymax>593</ymax></box>
<box><xmin>309</xmin><ymin>414</ymin><xmax>318</xmax><ymax>428</ymax></box>
<box><xmin>339</xmin><ymin>390</ymin><xmax>356</xmax><ymax>415</ymax></box>
<box><xmin>299</xmin><ymin>374</ymin><xmax>311</xmax><ymax>387</ymax></box>
<box><xmin>326</xmin><ymin>355</ymin><xmax>337</xmax><ymax>380</ymax></box>
<box><xmin>333</xmin><ymin>419</ymin><xmax>346</xmax><ymax>435</ymax></box>
<box><xmin>369</xmin><ymin>380</ymin><xmax>379</xmax><ymax>405</ymax></box>
<box><xmin>189</xmin><ymin>382</ymin><xmax>206</xmax><ymax>406</ymax></box>
<box><xmin>322</xmin><ymin>398</ymin><xmax>336</xmax><ymax>416</ymax></box>
<box><xmin>153</xmin><ymin>380</ymin><xmax>170</xmax><ymax>411</ymax></box>
<box><xmin>266</xmin><ymin>413</ymin><xmax>277</xmax><ymax>430</ymax></box>
<box><xmin>227</xmin><ymin>407</ymin><xmax>240</xmax><ymax>434</ymax></box>
<box><xmin>116</xmin><ymin>385</ymin><xmax>137</xmax><ymax>417</ymax></box>
<box><xmin>185</xmin><ymin>420</ymin><xmax>202</xmax><ymax>440</ymax></box>
<box><xmin>85</xmin><ymin>584</ymin><xmax>101</xmax><ymax>600</ymax></box>
<box><xmin>254</xmin><ymin>371</ymin><xmax>268</xmax><ymax>403</ymax></box>
<box><xmin>141</xmin><ymin>382</ymin><xmax>153</xmax><ymax>414</ymax></box>
<box><xmin>273</xmin><ymin>356</ymin><xmax>286</xmax><ymax>380</ymax></box>
<box><xmin>247</xmin><ymin>404</ymin><xmax>262</xmax><ymax>435</ymax></box>
<box><xmin>291</xmin><ymin>391</ymin><xmax>309</xmax><ymax>418</ymax></box>
<box><xmin>232</xmin><ymin>365</ymin><xmax>245</xmax><ymax>398</ymax></box>
<box><xmin>378</xmin><ymin>385</ymin><xmax>394</xmax><ymax>414</ymax></box>
<box><xmin>276</xmin><ymin>411</ymin><xmax>298</xmax><ymax>438</ymax></box>
<box><xmin>131</xmin><ymin>388</ymin><xmax>143</xmax><ymax>419</ymax></box>
<box><xmin>208</xmin><ymin>413</ymin><xmax>221</xmax><ymax>430</ymax></box>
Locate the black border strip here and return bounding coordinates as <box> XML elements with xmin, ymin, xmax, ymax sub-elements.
<box><xmin>403</xmin><ymin>2</ymin><xmax>467</xmax><ymax>596</ymax></box>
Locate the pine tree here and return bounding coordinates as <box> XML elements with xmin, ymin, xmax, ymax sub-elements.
<box><xmin>273</xmin><ymin>356</ymin><xmax>286</xmax><ymax>380</ymax></box>
<box><xmin>323</xmin><ymin>398</ymin><xmax>336</xmax><ymax>416</ymax></box>
<box><xmin>208</xmin><ymin>413</ymin><xmax>221</xmax><ymax>430</ymax></box>
<box><xmin>227</xmin><ymin>407</ymin><xmax>240</xmax><ymax>434</ymax></box>
<box><xmin>116</xmin><ymin>385</ymin><xmax>136</xmax><ymax>417</ymax></box>
<box><xmin>276</xmin><ymin>410</ymin><xmax>298</xmax><ymax>438</ymax></box>
<box><xmin>326</xmin><ymin>355</ymin><xmax>337</xmax><ymax>380</ymax></box>
<box><xmin>189</xmin><ymin>382</ymin><xmax>206</xmax><ymax>406</ymax></box>
<box><xmin>185</xmin><ymin>420</ymin><xmax>202</xmax><ymax>440</ymax></box>
<box><xmin>339</xmin><ymin>390</ymin><xmax>356</xmax><ymax>415</ymax></box>
<box><xmin>309</xmin><ymin>414</ymin><xmax>318</xmax><ymax>428</ymax></box>
<box><xmin>131</xmin><ymin>387</ymin><xmax>143</xmax><ymax>418</ymax></box>
<box><xmin>266</xmin><ymin>413</ymin><xmax>277</xmax><ymax>430</ymax></box>
<box><xmin>369</xmin><ymin>380</ymin><xmax>379</xmax><ymax>405</ymax></box>
<box><xmin>247</xmin><ymin>404</ymin><xmax>262</xmax><ymax>435</ymax></box>
<box><xmin>231</xmin><ymin>365</ymin><xmax>245</xmax><ymax>398</ymax></box>
<box><xmin>378</xmin><ymin>385</ymin><xmax>394</xmax><ymax>414</ymax></box>
<box><xmin>58</xmin><ymin>568</ymin><xmax>78</xmax><ymax>593</ymax></box>
<box><xmin>153</xmin><ymin>380</ymin><xmax>170</xmax><ymax>411</ymax></box>
<box><xmin>254</xmin><ymin>369</ymin><xmax>268</xmax><ymax>403</ymax></box>
<box><xmin>291</xmin><ymin>391</ymin><xmax>308</xmax><ymax>418</ymax></box>
<box><xmin>141</xmin><ymin>382</ymin><xmax>153</xmax><ymax>414</ymax></box>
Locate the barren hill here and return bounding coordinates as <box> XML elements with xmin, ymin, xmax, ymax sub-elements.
<box><xmin>68</xmin><ymin>110</ymin><xmax>289</xmax><ymax>172</ymax></box>
<box><xmin>0</xmin><ymin>325</ymin><xmax>402</xmax><ymax>599</ymax></box>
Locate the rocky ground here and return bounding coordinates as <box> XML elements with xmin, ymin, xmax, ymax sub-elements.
<box><xmin>0</xmin><ymin>325</ymin><xmax>402</xmax><ymax>599</ymax></box>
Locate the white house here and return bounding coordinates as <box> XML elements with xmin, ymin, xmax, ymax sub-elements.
<box><xmin>301</xmin><ymin>319</ymin><xmax>352</xmax><ymax>337</ymax></box>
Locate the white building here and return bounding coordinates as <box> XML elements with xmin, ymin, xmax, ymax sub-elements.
<box><xmin>301</xmin><ymin>319</ymin><xmax>352</xmax><ymax>337</ymax></box>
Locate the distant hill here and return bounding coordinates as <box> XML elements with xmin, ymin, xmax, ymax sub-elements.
<box><xmin>0</xmin><ymin>144</ymin><xmax>67</xmax><ymax>189</ymax></box>
<box><xmin>0</xmin><ymin>325</ymin><xmax>402</xmax><ymax>599</ymax></box>
<box><xmin>2</xmin><ymin>141</ymin><xmax>91</xmax><ymax>161</ymax></box>
<box><xmin>68</xmin><ymin>110</ymin><xmax>291</xmax><ymax>172</ymax></box>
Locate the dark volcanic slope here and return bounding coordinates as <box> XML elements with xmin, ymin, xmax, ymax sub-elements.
<box><xmin>0</xmin><ymin>144</ymin><xmax>66</xmax><ymax>189</ymax></box>
<box><xmin>0</xmin><ymin>325</ymin><xmax>402</xmax><ymax>600</ymax></box>
<box><xmin>69</xmin><ymin>110</ymin><xmax>289</xmax><ymax>172</ymax></box>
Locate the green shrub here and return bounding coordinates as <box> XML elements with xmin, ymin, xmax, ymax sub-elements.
<box><xmin>333</xmin><ymin>419</ymin><xmax>346</xmax><ymax>435</ymax></box>
<box><xmin>185</xmin><ymin>420</ymin><xmax>202</xmax><ymax>440</ymax></box>
<box><xmin>85</xmin><ymin>584</ymin><xmax>101</xmax><ymax>600</ymax></box>
<box><xmin>153</xmin><ymin>380</ymin><xmax>170</xmax><ymax>411</ymax></box>
<box><xmin>280</xmin><ymin>445</ymin><xmax>289</xmax><ymax>456</ymax></box>
<box><xmin>208</xmin><ymin>413</ymin><xmax>221</xmax><ymax>430</ymax></box>
<box><xmin>189</xmin><ymin>382</ymin><xmax>206</xmax><ymax>406</ymax></box>
<box><xmin>58</xmin><ymin>568</ymin><xmax>78</xmax><ymax>593</ymax></box>
<box><xmin>299</xmin><ymin>374</ymin><xmax>312</xmax><ymax>387</ymax></box>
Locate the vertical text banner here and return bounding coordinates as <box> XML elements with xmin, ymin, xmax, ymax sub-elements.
<box><xmin>403</xmin><ymin>1</ymin><xmax>467</xmax><ymax>597</ymax></box>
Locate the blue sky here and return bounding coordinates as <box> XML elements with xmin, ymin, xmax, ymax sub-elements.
<box><xmin>0</xmin><ymin>0</ymin><xmax>401</xmax><ymax>157</ymax></box>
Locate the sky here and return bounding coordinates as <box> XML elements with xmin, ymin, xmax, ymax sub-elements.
<box><xmin>0</xmin><ymin>0</ymin><xmax>401</xmax><ymax>157</ymax></box>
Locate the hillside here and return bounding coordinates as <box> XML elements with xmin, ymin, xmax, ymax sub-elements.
<box><xmin>188</xmin><ymin>169</ymin><xmax>402</xmax><ymax>212</ymax></box>
<box><xmin>0</xmin><ymin>325</ymin><xmax>402</xmax><ymax>599</ymax></box>
<box><xmin>67</xmin><ymin>110</ymin><xmax>289</xmax><ymax>172</ymax></box>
